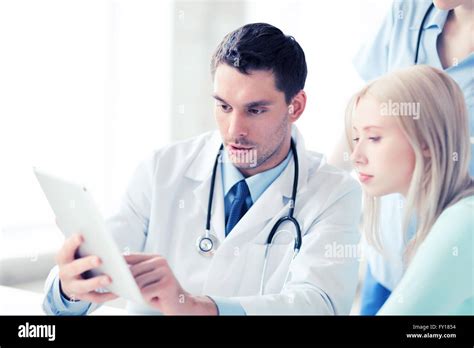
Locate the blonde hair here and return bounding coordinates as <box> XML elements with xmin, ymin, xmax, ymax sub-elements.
<box><xmin>345</xmin><ymin>65</ymin><xmax>474</xmax><ymax>261</ymax></box>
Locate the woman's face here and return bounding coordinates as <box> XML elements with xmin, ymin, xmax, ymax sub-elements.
<box><xmin>350</xmin><ymin>95</ymin><xmax>417</xmax><ymax>197</ymax></box>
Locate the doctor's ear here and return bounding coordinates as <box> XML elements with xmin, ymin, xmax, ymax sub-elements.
<box><xmin>288</xmin><ymin>90</ymin><xmax>306</xmax><ymax>122</ymax></box>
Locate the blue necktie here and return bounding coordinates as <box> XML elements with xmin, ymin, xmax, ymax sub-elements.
<box><xmin>225</xmin><ymin>180</ymin><xmax>251</xmax><ymax>236</ymax></box>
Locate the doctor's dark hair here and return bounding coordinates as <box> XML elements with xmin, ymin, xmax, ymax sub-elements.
<box><xmin>211</xmin><ymin>23</ymin><xmax>307</xmax><ymax>104</ymax></box>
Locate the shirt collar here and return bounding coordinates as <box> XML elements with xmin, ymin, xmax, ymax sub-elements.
<box><xmin>423</xmin><ymin>5</ymin><xmax>449</xmax><ymax>30</ymax></box>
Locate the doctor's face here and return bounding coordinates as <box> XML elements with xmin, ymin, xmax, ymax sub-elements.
<box><xmin>350</xmin><ymin>95</ymin><xmax>416</xmax><ymax>197</ymax></box>
<box><xmin>213</xmin><ymin>64</ymin><xmax>299</xmax><ymax>177</ymax></box>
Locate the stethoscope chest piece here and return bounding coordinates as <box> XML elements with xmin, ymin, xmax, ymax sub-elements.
<box><xmin>196</xmin><ymin>232</ymin><xmax>220</xmax><ymax>256</ymax></box>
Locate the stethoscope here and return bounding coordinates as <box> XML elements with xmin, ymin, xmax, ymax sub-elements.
<box><xmin>414</xmin><ymin>3</ymin><xmax>434</xmax><ymax>64</ymax></box>
<box><xmin>196</xmin><ymin>139</ymin><xmax>303</xmax><ymax>294</ymax></box>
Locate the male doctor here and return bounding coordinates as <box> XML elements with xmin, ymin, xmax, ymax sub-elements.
<box><xmin>43</xmin><ymin>23</ymin><xmax>361</xmax><ymax>315</ymax></box>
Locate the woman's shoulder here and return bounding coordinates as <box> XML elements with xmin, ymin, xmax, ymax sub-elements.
<box><xmin>436</xmin><ymin>196</ymin><xmax>474</xmax><ymax>229</ymax></box>
<box><xmin>379</xmin><ymin>195</ymin><xmax>473</xmax><ymax>315</ymax></box>
<box><xmin>426</xmin><ymin>195</ymin><xmax>474</xmax><ymax>247</ymax></box>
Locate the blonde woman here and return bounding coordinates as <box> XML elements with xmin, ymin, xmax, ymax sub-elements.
<box><xmin>329</xmin><ymin>0</ymin><xmax>474</xmax><ymax>315</ymax></box>
<box><xmin>348</xmin><ymin>65</ymin><xmax>473</xmax><ymax>314</ymax></box>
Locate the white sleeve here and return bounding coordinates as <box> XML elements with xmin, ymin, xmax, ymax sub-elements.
<box><xmin>42</xmin><ymin>265</ymin><xmax>101</xmax><ymax>315</ymax></box>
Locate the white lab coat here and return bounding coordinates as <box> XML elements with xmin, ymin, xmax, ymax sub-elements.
<box><xmin>46</xmin><ymin>127</ymin><xmax>362</xmax><ymax>315</ymax></box>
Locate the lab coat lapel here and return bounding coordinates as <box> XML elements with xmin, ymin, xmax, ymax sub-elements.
<box><xmin>191</xmin><ymin>172</ymin><xmax>226</xmax><ymax>242</ymax></box>
<box><xmin>291</xmin><ymin>126</ymin><xmax>310</xmax><ymax>198</ymax></box>
<box><xmin>185</xmin><ymin>131</ymin><xmax>226</xmax><ymax>241</ymax></box>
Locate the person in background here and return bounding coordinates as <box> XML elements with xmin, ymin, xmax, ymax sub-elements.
<box><xmin>329</xmin><ymin>0</ymin><xmax>473</xmax><ymax>315</ymax></box>
<box><xmin>348</xmin><ymin>65</ymin><xmax>473</xmax><ymax>314</ymax></box>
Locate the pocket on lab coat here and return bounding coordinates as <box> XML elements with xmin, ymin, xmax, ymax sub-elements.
<box><xmin>238</xmin><ymin>242</ymin><xmax>294</xmax><ymax>296</ymax></box>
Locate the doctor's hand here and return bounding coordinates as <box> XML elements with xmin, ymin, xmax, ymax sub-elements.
<box><xmin>125</xmin><ymin>253</ymin><xmax>218</xmax><ymax>315</ymax></box>
<box><xmin>56</xmin><ymin>233</ymin><xmax>118</xmax><ymax>303</ymax></box>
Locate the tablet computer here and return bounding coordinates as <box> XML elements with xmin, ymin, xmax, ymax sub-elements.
<box><xmin>34</xmin><ymin>168</ymin><xmax>148</xmax><ymax>307</ymax></box>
